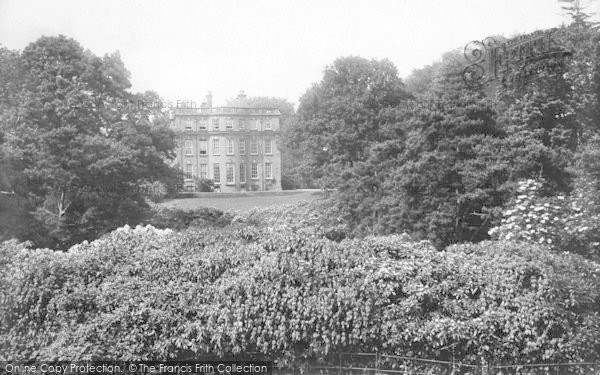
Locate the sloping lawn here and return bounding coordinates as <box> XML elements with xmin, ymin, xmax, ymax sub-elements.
<box><xmin>158</xmin><ymin>189</ymin><xmax>323</xmax><ymax>212</ymax></box>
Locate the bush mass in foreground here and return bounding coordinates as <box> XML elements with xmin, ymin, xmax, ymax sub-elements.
<box><xmin>1</xmin><ymin>224</ymin><xmax>599</xmax><ymax>367</ymax></box>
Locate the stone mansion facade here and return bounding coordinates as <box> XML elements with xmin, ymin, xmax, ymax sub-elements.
<box><xmin>171</xmin><ymin>92</ymin><xmax>282</xmax><ymax>192</ymax></box>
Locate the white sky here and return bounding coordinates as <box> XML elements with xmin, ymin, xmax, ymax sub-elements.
<box><xmin>1</xmin><ymin>0</ymin><xmax>597</xmax><ymax>107</ymax></box>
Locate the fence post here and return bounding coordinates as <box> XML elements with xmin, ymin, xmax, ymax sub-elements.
<box><xmin>480</xmin><ymin>359</ymin><xmax>487</xmax><ymax>375</ymax></box>
<box><xmin>452</xmin><ymin>355</ymin><xmax>456</xmax><ymax>375</ymax></box>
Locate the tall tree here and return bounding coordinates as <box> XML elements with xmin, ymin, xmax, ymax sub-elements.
<box><xmin>290</xmin><ymin>56</ymin><xmax>409</xmax><ymax>187</ymax></box>
<box><xmin>0</xmin><ymin>36</ymin><xmax>175</xmax><ymax>249</ymax></box>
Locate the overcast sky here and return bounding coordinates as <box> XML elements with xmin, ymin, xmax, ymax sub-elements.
<box><xmin>1</xmin><ymin>0</ymin><xmax>596</xmax><ymax>107</ymax></box>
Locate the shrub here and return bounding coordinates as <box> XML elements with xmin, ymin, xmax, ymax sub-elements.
<box><xmin>196</xmin><ymin>178</ymin><xmax>215</xmax><ymax>192</ymax></box>
<box><xmin>146</xmin><ymin>206</ymin><xmax>232</xmax><ymax>230</ymax></box>
<box><xmin>1</xmin><ymin>226</ymin><xmax>599</xmax><ymax>365</ymax></box>
<box><xmin>232</xmin><ymin>201</ymin><xmax>349</xmax><ymax>241</ymax></box>
<box><xmin>489</xmin><ymin>179</ymin><xmax>600</xmax><ymax>260</ymax></box>
<box><xmin>138</xmin><ymin>180</ymin><xmax>168</xmax><ymax>203</ymax></box>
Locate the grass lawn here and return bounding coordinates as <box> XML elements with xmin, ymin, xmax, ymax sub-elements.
<box><xmin>158</xmin><ymin>189</ymin><xmax>324</xmax><ymax>212</ymax></box>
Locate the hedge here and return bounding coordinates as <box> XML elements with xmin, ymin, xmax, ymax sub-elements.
<box><xmin>1</xmin><ymin>224</ymin><xmax>599</xmax><ymax>367</ymax></box>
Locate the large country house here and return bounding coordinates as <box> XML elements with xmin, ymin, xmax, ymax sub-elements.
<box><xmin>171</xmin><ymin>91</ymin><xmax>282</xmax><ymax>192</ymax></box>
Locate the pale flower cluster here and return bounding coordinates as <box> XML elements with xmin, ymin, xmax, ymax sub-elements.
<box><xmin>114</xmin><ymin>224</ymin><xmax>173</xmax><ymax>235</ymax></box>
<box><xmin>68</xmin><ymin>224</ymin><xmax>173</xmax><ymax>253</ymax></box>
<box><xmin>489</xmin><ymin>179</ymin><xmax>597</xmax><ymax>247</ymax></box>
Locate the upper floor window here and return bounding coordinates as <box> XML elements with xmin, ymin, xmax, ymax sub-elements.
<box><xmin>264</xmin><ymin>139</ymin><xmax>272</xmax><ymax>154</ymax></box>
<box><xmin>238</xmin><ymin>119</ymin><xmax>246</xmax><ymax>130</ymax></box>
<box><xmin>184</xmin><ymin>139</ymin><xmax>193</xmax><ymax>155</ymax></box>
<box><xmin>250</xmin><ymin>139</ymin><xmax>258</xmax><ymax>154</ymax></box>
<box><xmin>225</xmin><ymin>118</ymin><xmax>233</xmax><ymax>130</ymax></box>
<box><xmin>184</xmin><ymin>119</ymin><xmax>193</xmax><ymax>132</ymax></box>
<box><xmin>212</xmin><ymin>118</ymin><xmax>220</xmax><ymax>130</ymax></box>
<box><xmin>212</xmin><ymin>138</ymin><xmax>220</xmax><ymax>155</ymax></box>
<box><xmin>227</xmin><ymin>139</ymin><xmax>234</xmax><ymax>155</ymax></box>
<box><xmin>239</xmin><ymin>139</ymin><xmax>246</xmax><ymax>155</ymax></box>
<box><xmin>264</xmin><ymin>119</ymin><xmax>272</xmax><ymax>130</ymax></box>
<box><xmin>198</xmin><ymin>120</ymin><xmax>207</xmax><ymax>130</ymax></box>
<box><xmin>250</xmin><ymin>119</ymin><xmax>258</xmax><ymax>130</ymax></box>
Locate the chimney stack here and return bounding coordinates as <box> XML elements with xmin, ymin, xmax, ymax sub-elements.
<box><xmin>236</xmin><ymin>90</ymin><xmax>248</xmax><ymax>107</ymax></box>
<box><xmin>206</xmin><ymin>92</ymin><xmax>213</xmax><ymax>108</ymax></box>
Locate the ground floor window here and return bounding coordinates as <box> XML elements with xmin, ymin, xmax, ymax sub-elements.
<box><xmin>265</xmin><ymin>162</ymin><xmax>272</xmax><ymax>179</ymax></box>
<box><xmin>213</xmin><ymin>163</ymin><xmax>220</xmax><ymax>184</ymax></box>
<box><xmin>226</xmin><ymin>163</ymin><xmax>235</xmax><ymax>184</ymax></box>
<box><xmin>251</xmin><ymin>161</ymin><xmax>258</xmax><ymax>179</ymax></box>
<box><xmin>240</xmin><ymin>163</ymin><xmax>246</xmax><ymax>183</ymax></box>
<box><xmin>199</xmin><ymin>163</ymin><xmax>207</xmax><ymax>179</ymax></box>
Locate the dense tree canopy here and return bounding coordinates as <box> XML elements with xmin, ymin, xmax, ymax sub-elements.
<box><xmin>287</xmin><ymin>14</ymin><xmax>600</xmax><ymax>249</ymax></box>
<box><xmin>290</xmin><ymin>56</ymin><xmax>410</xmax><ymax>187</ymax></box>
<box><xmin>0</xmin><ymin>36</ymin><xmax>175</xmax><ymax>249</ymax></box>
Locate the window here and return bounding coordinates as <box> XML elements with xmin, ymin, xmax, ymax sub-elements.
<box><xmin>264</xmin><ymin>139</ymin><xmax>272</xmax><ymax>154</ymax></box>
<box><xmin>226</xmin><ymin>163</ymin><xmax>234</xmax><ymax>184</ymax></box>
<box><xmin>184</xmin><ymin>119</ymin><xmax>193</xmax><ymax>131</ymax></box>
<box><xmin>185</xmin><ymin>162</ymin><xmax>193</xmax><ymax>178</ymax></box>
<box><xmin>212</xmin><ymin>138</ymin><xmax>220</xmax><ymax>155</ymax></box>
<box><xmin>200</xmin><ymin>163</ymin><xmax>208</xmax><ymax>179</ymax></box>
<box><xmin>212</xmin><ymin>118</ymin><xmax>220</xmax><ymax>130</ymax></box>
<box><xmin>238</xmin><ymin>119</ymin><xmax>245</xmax><ymax>130</ymax></box>
<box><xmin>250</xmin><ymin>118</ymin><xmax>258</xmax><ymax>130</ymax></box>
<box><xmin>250</xmin><ymin>139</ymin><xmax>258</xmax><ymax>154</ymax></box>
<box><xmin>226</xmin><ymin>118</ymin><xmax>233</xmax><ymax>130</ymax></box>
<box><xmin>239</xmin><ymin>163</ymin><xmax>246</xmax><ymax>183</ymax></box>
<box><xmin>265</xmin><ymin>162</ymin><xmax>272</xmax><ymax>179</ymax></box>
<box><xmin>227</xmin><ymin>139</ymin><xmax>234</xmax><ymax>155</ymax></box>
<box><xmin>251</xmin><ymin>161</ymin><xmax>258</xmax><ymax>179</ymax></box>
<box><xmin>198</xmin><ymin>120</ymin><xmax>207</xmax><ymax>130</ymax></box>
<box><xmin>239</xmin><ymin>139</ymin><xmax>246</xmax><ymax>155</ymax></box>
<box><xmin>184</xmin><ymin>139</ymin><xmax>193</xmax><ymax>155</ymax></box>
<box><xmin>199</xmin><ymin>139</ymin><xmax>207</xmax><ymax>155</ymax></box>
<box><xmin>213</xmin><ymin>163</ymin><xmax>221</xmax><ymax>184</ymax></box>
<box><xmin>264</xmin><ymin>119</ymin><xmax>272</xmax><ymax>130</ymax></box>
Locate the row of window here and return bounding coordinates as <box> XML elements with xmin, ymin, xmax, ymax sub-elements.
<box><xmin>182</xmin><ymin>117</ymin><xmax>274</xmax><ymax>132</ymax></box>
<box><xmin>183</xmin><ymin>138</ymin><xmax>272</xmax><ymax>156</ymax></box>
<box><xmin>184</xmin><ymin>162</ymin><xmax>273</xmax><ymax>184</ymax></box>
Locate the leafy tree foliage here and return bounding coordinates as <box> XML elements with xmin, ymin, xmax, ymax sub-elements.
<box><xmin>290</xmin><ymin>56</ymin><xmax>409</xmax><ymax>187</ymax></box>
<box><xmin>486</xmin><ymin>10</ymin><xmax>600</xmax><ymax>258</ymax></box>
<box><xmin>287</xmin><ymin>17</ymin><xmax>600</xmax><ymax>247</ymax></box>
<box><xmin>308</xmin><ymin>52</ymin><xmax>553</xmax><ymax>247</ymax></box>
<box><xmin>0</xmin><ymin>36</ymin><xmax>175</xmax><ymax>249</ymax></box>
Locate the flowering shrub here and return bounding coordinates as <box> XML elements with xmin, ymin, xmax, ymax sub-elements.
<box><xmin>489</xmin><ymin>179</ymin><xmax>600</xmax><ymax>259</ymax></box>
<box><xmin>1</xmin><ymin>226</ymin><xmax>599</xmax><ymax>365</ymax></box>
<box><xmin>146</xmin><ymin>206</ymin><xmax>233</xmax><ymax>230</ymax></box>
<box><xmin>232</xmin><ymin>201</ymin><xmax>349</xmax><ymax>241</ymax></box>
